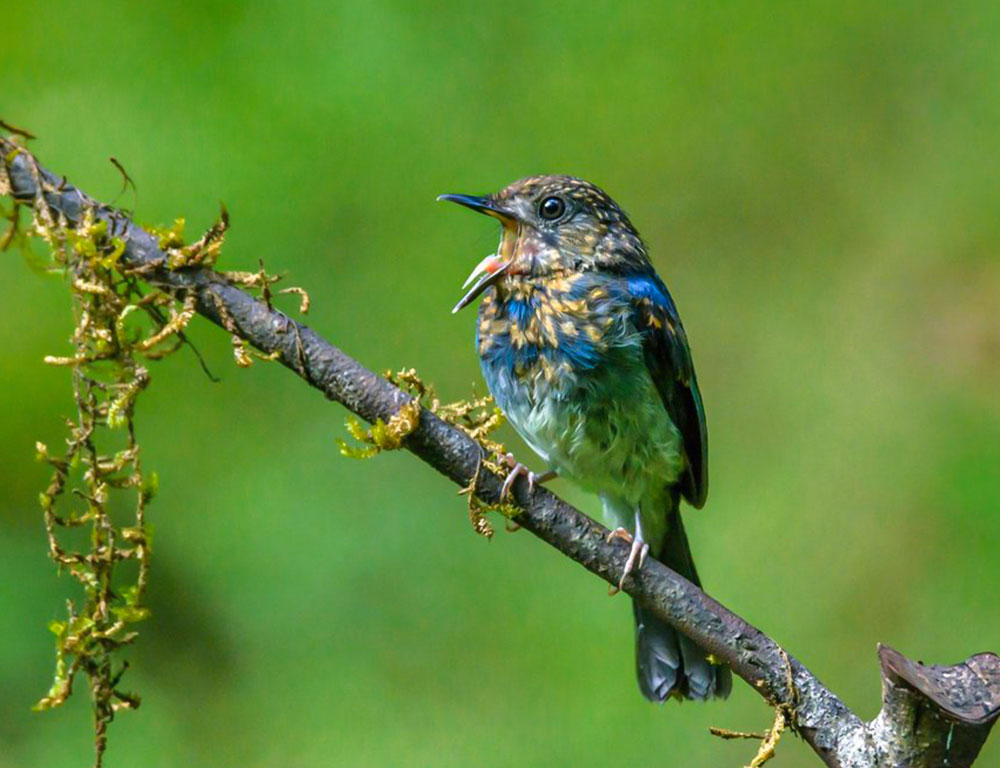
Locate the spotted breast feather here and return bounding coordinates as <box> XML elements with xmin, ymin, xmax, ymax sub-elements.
<box><xmin>476</xmin><ymin>271</ymin><xmax>689</xmax><ymax>506</ymax></box>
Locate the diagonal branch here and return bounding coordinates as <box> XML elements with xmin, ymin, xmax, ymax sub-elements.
<box><xmin>3</xmin><ymin>135</ymin><xmax>998</xmax><ymax>768</ymax></box>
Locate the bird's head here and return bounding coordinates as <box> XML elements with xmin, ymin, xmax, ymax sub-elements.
<box><xmin>439</xmin><ymin>175</ymin><xmax>649</xmax><ymax>312</ymax></box>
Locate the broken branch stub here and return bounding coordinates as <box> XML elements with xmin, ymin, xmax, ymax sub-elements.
<box><xmin>871</xmin><ymin>645</ymin><xmax>1000</xmax><ymax>768</ymax></box>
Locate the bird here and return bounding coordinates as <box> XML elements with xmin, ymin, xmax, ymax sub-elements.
<box><xmin>438</xmin><ymin>175</ymin><xmax>731</xmax><ymax>702</ymax></box>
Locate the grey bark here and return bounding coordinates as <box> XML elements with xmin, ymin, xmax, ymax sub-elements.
<box><xmin>3</xmin><ymin>135</ymin><xmax>998</xmax><ymax>767</ymax></box>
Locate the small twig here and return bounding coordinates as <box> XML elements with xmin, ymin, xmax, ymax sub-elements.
<box><xmin>711</xmin><ymin>647</ymin><xmax>797</xmax><ymax>767</ymax></box>
<box><xmin>138</xmin><ymin>298</ymin><xmax>219</xmax><ymax>382</ymax></box>
<box><xmin>0</xmin><ymin>117</ymin><xmax>36</xmax><ymax>139</ymax></box>
<box><xmin>709</xmin><ymin>727</ymin><xmax>770</xmax><ymax>740</ymax></box>
<box><xmin>750</xmin><ymin>647</ymin><xmax>797</xmax><ymax>768</ymax></box>
<box><xmin>108</xmin><ymin>157</ymin><xmax>137</xmax><ymax>212</ymax></box>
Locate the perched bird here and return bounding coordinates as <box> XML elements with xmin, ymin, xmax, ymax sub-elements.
<box><xmin>439</xmin><ymin>176</ymin><xmax>731</xmax><ymax>702</ymax></box>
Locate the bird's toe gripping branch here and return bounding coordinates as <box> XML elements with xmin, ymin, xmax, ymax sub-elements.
<box><xmin>499</xmin><ymin>453</ymin><xmax>556</xmax><ymax>500</ymax></box>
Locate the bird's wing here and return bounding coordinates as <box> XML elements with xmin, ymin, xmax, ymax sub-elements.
<box><xmin>628</xmin><ymin>273</ymin><xmax>708</xmax><ymax>508</ymax></box>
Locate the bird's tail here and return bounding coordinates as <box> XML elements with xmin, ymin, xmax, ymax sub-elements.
<box><xmin>634</xmin><ymin>499</ymin><xmax>732</xmax><ymax>702</ymax></box>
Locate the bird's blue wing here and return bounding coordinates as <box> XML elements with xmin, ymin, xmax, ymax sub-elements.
<box><xmin>628</xmin><ymin>273</ymin><xmax>708</xmax><ymax>508</ymax></box>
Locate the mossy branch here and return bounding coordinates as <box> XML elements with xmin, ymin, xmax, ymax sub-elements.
<box><xmin>3</xmin><ymin>133</ymin><xmax>999</xmax><ymax>768</ymax></box>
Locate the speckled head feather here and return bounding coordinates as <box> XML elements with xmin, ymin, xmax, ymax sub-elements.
<box><xmin>488</xmin><ymin>175</ymin><xmax>652</xmax><ymax>277</ymax></box>
<box><xmin>439</xmin><ymin>176</ymin><xmax>653</xmax><ymax>309</ymax></box>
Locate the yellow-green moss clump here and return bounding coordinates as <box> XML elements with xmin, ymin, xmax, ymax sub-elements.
<box><xmin>337</xmin><ymin>368</ymin><xmax>520</xmax><ymax>538</ymax></box>
<box><xmin>0</xmin><ymin>138</ymin><xmax>305</xmax><ymax>768</ymax></box>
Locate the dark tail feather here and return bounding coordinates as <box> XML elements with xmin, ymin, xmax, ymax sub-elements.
<box><xmin>633</xmin><ymin>501</ymin><xmax>732</xmax><ymax>702</ymax></box>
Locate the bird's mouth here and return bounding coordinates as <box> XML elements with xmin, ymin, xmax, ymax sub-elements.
<box><xmin>437</xmin><ymin>193</ymin><xmax>519</xmax><ymax>313</ymax></box>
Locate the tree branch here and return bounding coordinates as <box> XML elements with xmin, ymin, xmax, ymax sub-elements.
<box><xmin>3</xmin><ymin>135</ymin><xmax>998</xmax><ymax>768</ymax></box>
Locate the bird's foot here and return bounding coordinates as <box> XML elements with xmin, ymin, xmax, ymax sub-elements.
<box><xmin>607</xmin><ymin>529</ymin><xmax>649</xmax><ymax>596</ymax></box>
<box><xmin>500</xmin><ymin>454</ymin><xmax>556</xmax><ymax>500</ymax></box>
<box><xmin>606</xmin><ymin>527</ymin><xmax>632</xmax><ymax>545</ymax></box>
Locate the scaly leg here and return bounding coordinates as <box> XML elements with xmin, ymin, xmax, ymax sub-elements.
<box><xmin>607</xmin><ymin>510</ymin><xmax>649</xmax><ymax>596</ymax></box>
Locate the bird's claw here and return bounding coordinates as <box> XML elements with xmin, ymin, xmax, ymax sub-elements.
<box><xmin>607</xmin><ymin>530</ymin><xmax>649</xmax><ymax>596</ymax></box>
<box><xmin>500</xmin><ymin>461</ymin><xmax>533</xmax><ymax>499</ymax></box>
<box><xmin>606</xmin><ymin>527</ymin><xmax>632</xmax><ymax>545</ymax></box>
<box><xmin>500</xmin><ymin>454</ymin><xmax>555</xmax><ymax>500</ymax></box>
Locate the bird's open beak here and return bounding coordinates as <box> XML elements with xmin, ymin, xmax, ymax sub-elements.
<box><xmin>437</xmin><ymin>193</ymin><xmax>518</xmax><ymax>313</ymax></box>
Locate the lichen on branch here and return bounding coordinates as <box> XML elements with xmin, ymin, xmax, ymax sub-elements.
<box><xmin>337</xmin><ymin>368</ymin><xmax>519</xmax><ymax>538</ymax></box>
<box><xmin>25</xmin><ymin>206</ymin><xmax>172</xmax><ymax>768</ymax></box>
<box><xmin>4</xmin><ymin>140</ymin><xmax>250</xmax><ymax>768</ymax></box>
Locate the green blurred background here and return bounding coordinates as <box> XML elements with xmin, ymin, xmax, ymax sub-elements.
<box><xmin>3</xmin><ymin>2</ymin><xmax>999</xmax><ymax>766</ymax></box>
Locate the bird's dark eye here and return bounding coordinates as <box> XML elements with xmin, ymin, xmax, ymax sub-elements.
<box><xmin>538</xmin><ymin>196</ymin><xmax>566</xmax><ymax>221</ymax></box>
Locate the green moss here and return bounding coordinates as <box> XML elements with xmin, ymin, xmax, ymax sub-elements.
<box><xmin>1</xmin><ymin>141</ymin><xmax>229</xmax><ymax>768</ymax></box>
<box><xmin>338</xmin><ymin>368</ymin><xmax>519</xmax><ymax>539</ymax></box>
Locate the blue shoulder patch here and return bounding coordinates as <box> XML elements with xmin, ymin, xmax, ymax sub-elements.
<box><xmin>626</xmin><ymin>273</ymin><xmax>679</xmax><ymax>318</ymax></box>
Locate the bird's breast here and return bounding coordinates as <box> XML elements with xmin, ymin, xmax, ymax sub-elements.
<box><xmin>475</xmin><ymin>273</ymin><xmax>647</xmax><ymax>414</ymax></box>
<box><xmin>473</xmin><ymin>274</ymin><xmax>682</xmax><ymax>498</ymax></box>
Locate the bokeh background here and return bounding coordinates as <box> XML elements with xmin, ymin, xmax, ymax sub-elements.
<box><xmin>3</xmin><ymin>2</ymin><xmax>999</xmax><ymax>766</ymax></box>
